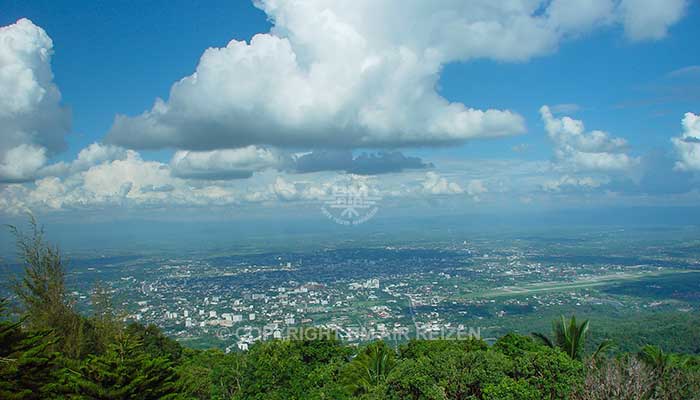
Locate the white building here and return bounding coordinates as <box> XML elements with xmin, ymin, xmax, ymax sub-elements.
<box><xmin>366</xmin><ymin>279</ymin><xmax>380</xmax><ymax>289</ymax></box>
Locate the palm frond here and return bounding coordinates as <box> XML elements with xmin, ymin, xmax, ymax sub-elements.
<box><xmin>531</xmin><ymin>332</ymin><xmax>554</xmax><ymax>348</ymax></box>
<box><xmin>592</xmin><ymin>339</ymin><xmax>615</xmax><ymax>360</ymax></box>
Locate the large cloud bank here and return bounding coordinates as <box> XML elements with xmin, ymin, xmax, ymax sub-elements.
<box><xmin>0</xmin><ymin>145</ymin><xmax>479</xmax><ymax>214</ymax></box>
<box><xmin>106</xmin><ymin>0</ymin><xmax>687</xmax><ymax>151</ymax></box>
<box><xmin>0</xmin><ymin>19</ymin><xmax>71</xmax><ymax>182</ymax></box>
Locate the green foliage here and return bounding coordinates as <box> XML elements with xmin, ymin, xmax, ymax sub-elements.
<box><xmin>492</xmin><ymin>333</ymin><xmax>541</xmax><ymax>357</ymax></box>
<box><xmin>208</xmin><ymin>351</ymin><xmax>245</xmax><ymax>399</ymax></box>
<box><xmin>482</xmin><ymin>378</ymin><xmax>539</xmax><ymax>400</ymax></box>
<box><xmin>125</xmin><ymin>323</ymin><xmax>183</xmax><ymax>362</ymax></box>
<box><xmin>507</xmin><ymin>343</ymin><xmax>584</xmax><ymax>399</ymax></box>
<box><xmin>8</xmin><ymin>219</ymin><xmax>67</xmax><ymax>325</ymax></box>
<box><xmin>66</xmin><ymin>333</ymin><xmax>180</xmax><ymax>399</ymax></box>
<box><xmin>533</xmin><ymin>315</ymin><xmax>613</xmax><ymax>361</ymax></box>
<box><xmin>381</xmin><ymin>335</ymin><xmax>583</xmax><ymax>400</ymax></box>
<box><xmin>174</xmin><ymin>348</ymin><xmax>245</xmax><ymax>400</ymax></box>
<box><xmin>1</xmin><ymin>221</ymin><xmax>186</xmax><ymax>398</ymax></box>
<box><xmin>0</xmin><ymin>299</ymin><xmax>64</xmax><ymax>399</ymax></box>
<box><xmin>638</xmin><ymin>345</ymin><xmax>676</xmax><ymax>373</ymax></box>
<box><xmin>592</xmin><ymin>312</ymin><xmax>700</xmax><ymax>354</ymax></box>
<box><xmin>343</xmin><ymin>341</ymin><xmax>396</xmax><ymax>396</ymax></box>
<box><xmin>386</xmin><ymin>348</ymin><xmax>512</xmax><ymax>399</ymax></box>
<box><xmin>235</xmin><ymin>331</ymin><xmax>351</xmax><ymax>400</ymax></box>
<box><xmin>90</xmin><ymin>281</ymin><xmax>123</xmax><ymax>354</ymax></box>
<box><xmin>8</xmin><ymin>219</ymin><xmax>93</xmax><ymax>359</ymax></box>
<box><xmin>495</xmin><ymin>333</ymin><xmax>584</xmax><ymax>399</ymax></box>
<box><xmin>399</xmin><ymin>337</ymin><xmax>488</xmax><ymax>359</ymax></box>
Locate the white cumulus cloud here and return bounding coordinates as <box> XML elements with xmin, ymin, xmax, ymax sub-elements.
<box><xmin>671</xmin><ymin>112</ymin><xmax>700</xmax><ymax>171</ymax></box>
<box><xmin>39</xmin><ymin>143</ymin><xmax>129</xmax><ymax>177</ymax></box>
<box><xmin>540</xmin><ymin>105</ymin><xmax>639</xmax><ymax>172</ymax></box>
<box><xmin>466</xmin><ymin>179</ymin><xmax>488</xmax><ymax>201</ymax></box>
<box><xmin>0</xmin><ymin>18</ymin><xmax>70</xmax><ymax>182</ymax></box>
<box><xmin>546</xmin><ymin>0</ymin><xmax>616</xmax><ymax>34</ymax></box>
<box><xmin>0</xmin><ymin>144</ymin><xmax>47</xmax><ymax>182</ymax></box>
<box><xmin>170</xmin><ymin>146</ymin><xmax>288</xmax><ymax>180</ymax></box>
<box><xmin>105</xmin><ymin>1</ymin><xmax>685</xmax><ymax>152</ymax></box>
<box><xmin>420</xmin><ymin>172</ymin><xmax>464</xmax><ymax>196</ymax></box>
<box><xmin>618</xmin><ymin>0</ymin><xmax>687</xmax><ymax>41</ymax></box>
<box><xmin>0</xmin><ymin>150</ymin><xmax>247</xmax><ymax>212</ymax></box>
<box><xmin>542</xmin><ymin>175</ymin><xmax>608</xmax><ymax>192</ymax></box>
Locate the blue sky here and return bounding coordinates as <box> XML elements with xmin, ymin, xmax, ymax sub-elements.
<box><xmin>2</xmin><ymin>0</ymin><xmax>271</xmax><ymax>160</ymax></box>
<box><xmin>1</xmin><ymin>0</ymin><xmax>699</xmax><ymax>224</ymax></box>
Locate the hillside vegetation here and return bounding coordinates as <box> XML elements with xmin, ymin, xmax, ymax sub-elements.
<box><xmin>2</xmin><ymin>222</ymin><xmax>699</xmax><ymax>399</ymax></box>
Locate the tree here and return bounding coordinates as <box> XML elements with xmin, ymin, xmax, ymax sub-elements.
<box><xmin>492</xmin><ymin>333</ymin><xmax>541</xmax><ymax>357</ymax></box>
<box><xmin>8</xmin><ymin>218</ymin><xmax>92</xmax><ymax>359</ymax></box>
<box><xmin>173</xmin><ymin>348</ymin><xmax>245</xmax><ymax>400</ymax></box>
<box><xmin>124</xmin><ymin>323</ymin><xmax>182</xmax><ymax>362</ymax></box>
<box><xmin>90</xmin><ymin>281</ymin><xmax>123</xmax><ymax>355</ymax></box>
<box><xmin>208</xmin><ymin>351</ymin><xmax>245</xmax><ymax>400</ymax></box>
<box><xmin>399</xmin><ymin>337</ymin><xmax>487</xmax><ymax>359</ymax></box>
<box><xmin>385</xmin><ymin>347</ymin><xmax>513</xmax><ymax>400</ymax></box>
<box><xmin>343</xmin><ymin>341</ymin><xmax>396</xmax><ymax>395</ymax></box>
<box><xmin>532</xmin><ymin>315</ymin><xmax>613</xmax><ymax>361</ymax></box>
<box><xmin>237</xmin><ymin>332</ymin><xmax>350</xmax><ymax>399</ymax></box>
<box><xmin>494</xmin><ymin>333</ymin><xmax>584</xmax><ymax>400</ymax></box>
<box><xmin>638</xmin><ymin>345</ymin><xmax>675</xmax><ymax>376</ymax></box>
<box><xmin>482</xmin><ymin>377</ymin><xmax>539</xmax><ymax>400</ymax></box>
<box><xmin>9</xmin><ymin>218</ymin><xmax>70</xmax><ymax>328</ymax></box>
<box><xmin>0</xmin><ymin>299</ymin><xmax>64</xmax><ymax>399</ymax></box>
<box><xmin>67</xmin><ymin>332</ymin><xmax>181</xmax><ymax>399</ymax></box>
